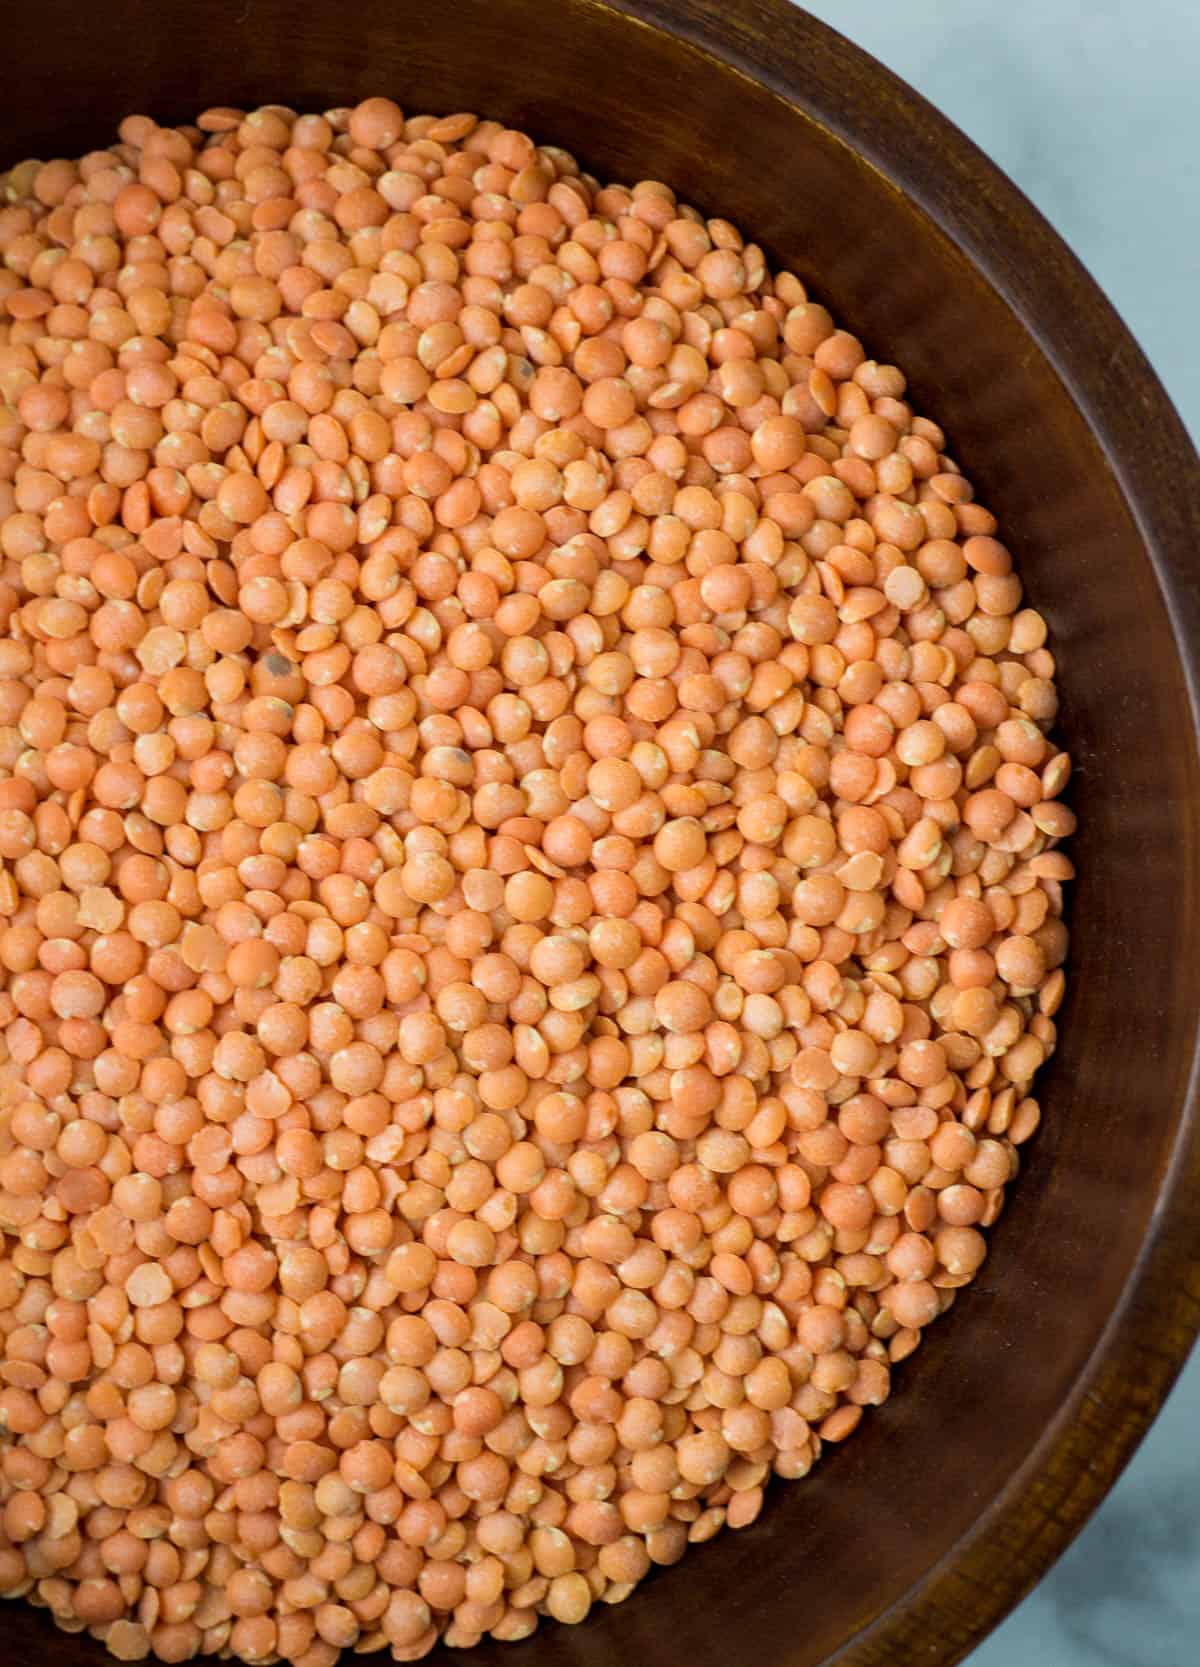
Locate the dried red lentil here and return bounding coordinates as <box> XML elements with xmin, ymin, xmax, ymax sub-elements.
<box><xmin>0</xmin><ymin>95</ymin><xmax>1072</xmax><ymax>1667</ymax></box>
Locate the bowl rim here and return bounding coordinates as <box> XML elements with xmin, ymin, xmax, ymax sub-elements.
<box><xmin>1</xmin><ymin>3</ymin><xmax>1197</xmax><ymax>1664</ymax></box>
<box><xmin>597</xmin><ymin>0</ymin><xmax>1200</xmax><ymax>1661</ymax></box>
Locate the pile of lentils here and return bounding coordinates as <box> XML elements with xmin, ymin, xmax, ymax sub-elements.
<box><xmin>0</xmin><ymin>96</ymin><xmax>1073</xmax><ymax>1667</ymax></box>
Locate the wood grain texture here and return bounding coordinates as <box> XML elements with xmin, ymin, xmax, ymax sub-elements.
<box><xmin>1</xmin><ymin>2</ymin><xmax>1198</xmax><ymax>1664</ymax></box>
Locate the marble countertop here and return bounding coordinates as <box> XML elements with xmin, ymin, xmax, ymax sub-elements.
<box><xmin>794</xmin><ymin>4</ymin><xmax>1200</xmax><ymax>1662</ymax></box>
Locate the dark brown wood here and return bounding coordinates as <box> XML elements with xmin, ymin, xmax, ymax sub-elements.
<box><xmin>2</xmin><ymin>3</ymin><xmax>1199</xmax><ymax>1665</ymax></box>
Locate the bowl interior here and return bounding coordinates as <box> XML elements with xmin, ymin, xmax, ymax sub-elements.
<box><xmin>3</xmin><ymin>3</ymin><xmax>1200</xmax><ymax>1666</ymax></box>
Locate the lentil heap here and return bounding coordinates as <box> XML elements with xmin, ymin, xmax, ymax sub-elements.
<box><xmin>0</xmin><ymin>95</ymin><xmax>1073</xmax><ymax>1667</ymax></box>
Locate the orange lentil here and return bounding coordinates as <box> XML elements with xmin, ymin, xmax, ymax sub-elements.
<box><xmin>0</xmin><ymin>97</ymin><xmax>1070</xmax><ymax>1666</ymax></box>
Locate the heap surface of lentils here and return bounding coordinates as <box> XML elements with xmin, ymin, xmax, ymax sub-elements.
<box><xmin>0</xmin><ymin>97</ymin><xmax>1074</xmax><ymax>1667</ymax></box>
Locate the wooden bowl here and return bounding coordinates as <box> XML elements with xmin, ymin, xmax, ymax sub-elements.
<box><xmin>4</xmin><ymin>2</ymin><xmax>1199</xmax><ymax>1664</ymax></box>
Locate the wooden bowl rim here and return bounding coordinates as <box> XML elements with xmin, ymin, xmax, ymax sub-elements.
<box><xmin>1</xmin><ymin>4</ymin><xmax>1198</xmax><ymax>1664</ymax></box>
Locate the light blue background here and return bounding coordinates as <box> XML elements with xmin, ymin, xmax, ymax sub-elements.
<box><xmin>796</xmin><ymin>4</ymin><xmax>1200</xmax><ymax>1663</ymax></box>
